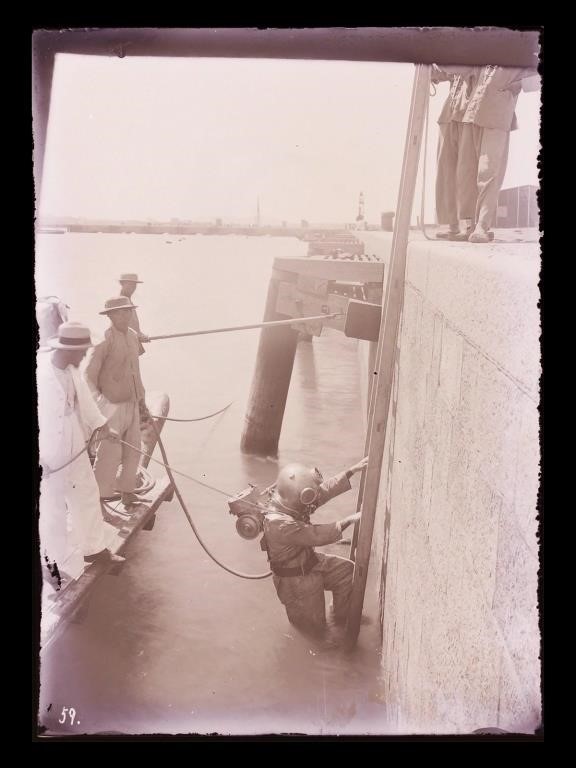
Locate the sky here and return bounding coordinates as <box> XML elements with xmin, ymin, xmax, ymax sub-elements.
<box><xmin>38</xmin><ymin>54</ymin><xmax>541</xmax><ymax>226</ymax></box>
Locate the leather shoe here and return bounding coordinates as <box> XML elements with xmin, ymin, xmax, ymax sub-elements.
<box><xmin>435</xmin><ymin>229</ymin><xmax>459</xmax><ymax>240</ymax></box>
<box><xmin>468</xmin><ymin>229</ymin><xmax>495</xmax><ymax>243</ymax></box>
<box><xmin>121</xmin><ymin>491</ymin><xmax>142</xmax><ymax>507</ymax></box>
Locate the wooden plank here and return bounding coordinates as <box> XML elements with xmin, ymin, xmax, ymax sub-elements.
<box><xmin>345</xmin><ymin>64</ymin><xmax>430</xmax><ymax>649</ymax></box>
<box><xmin>33</xmin><ymin>28</ymin><xmax>539</xmax><ymax>68</ymax></box>
<box><xmin>273</xmin><ymin>257</ymin><xmax>384</xmax><ymax>283</ymax></box>
<box><xmin>40</xmin><ymin>476</ymin><xmax>174</xmax><ymax>652</ymax></box>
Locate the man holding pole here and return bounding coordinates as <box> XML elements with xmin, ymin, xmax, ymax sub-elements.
<box><xmin>85</xmin><ymin>296</ymin><xmax>150</xmax><ymax>508</ymax></box>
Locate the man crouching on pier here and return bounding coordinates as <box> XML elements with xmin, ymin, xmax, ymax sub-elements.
<box><xmin>262</xmin><ymin>456</ymin><xmax>368</xmax><ymax>635</ymax></box>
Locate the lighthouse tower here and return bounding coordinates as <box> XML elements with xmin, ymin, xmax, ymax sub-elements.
<box><xmin>356</xmin><ymin>191</ymin><xmax>365</xmax><ymax>230</ymax></box>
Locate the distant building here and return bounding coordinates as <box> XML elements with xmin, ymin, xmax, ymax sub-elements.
<box><xmin>496</xmin><ymin>185</ymin><xmax>539</xmax><ymax>229</ymax></box>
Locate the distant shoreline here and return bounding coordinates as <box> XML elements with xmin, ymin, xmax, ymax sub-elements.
<box><xmin>36</xmin><ymin>224</ymin><xmax>381</xmax><ymax>238</ymax></box>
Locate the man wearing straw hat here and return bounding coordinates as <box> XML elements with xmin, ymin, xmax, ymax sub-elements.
<box><xmin>85</xmin><ymin>296</ymin><xmax>149</xmax><ymax>508</ymax></box>
<box><xmin>118</xmin><ymin>272</ymin><xmax>149</xmax><ymax>344</ymax></box>
<box><xmin>38</xmin><ymin>322</ymin><xmax>125</xmax><ymax>591</ymax></box>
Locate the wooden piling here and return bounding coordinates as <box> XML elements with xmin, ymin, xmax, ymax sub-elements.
<box><xmin>240</xmin><ymin>275</ymin><xmax>299</xmax><ymax>456</ymax></box>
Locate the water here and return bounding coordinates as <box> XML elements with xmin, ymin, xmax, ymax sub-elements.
<box><xmin>36</xmin><ymin>233</ymin><xmax>385</xmax><ymax>735</ymax></box>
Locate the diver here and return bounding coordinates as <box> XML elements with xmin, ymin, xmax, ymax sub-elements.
<box><xmin>262</xmin><ymin>457</ymin><xmax>368</xmax><ymax>634</ymax></box>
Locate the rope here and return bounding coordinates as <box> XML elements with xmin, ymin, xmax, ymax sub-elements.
<box><xmin>40</xmin><ymin>402</ymin><xmax>233</xmax><ymax>475</ymax></box>
<box><xmin>116</xmin><ymin>432</ymin><xmax>272</xmax><ymax>579</ymax></box>
<box><xmin>100</xmin><ymin>466</ymin><xmax>156</xmax><ymax>505</ymax></box>
<box><xmin>150</xmin><ymin>401</ymin><xmax>233</xmax><ymax>423</ymax></box>
<box><xmin>118</xmin><ymin>437</ymin><xmax>233</xmax><ymax>497</ymax></box>
<box><xmin>42</xmin><ymin>427</ymin><xmax>106</xmax><ymax>475</ymax></box>
<box><xmin>40</xmin><ymin>414</ymin><xmax>271</xmax><ymax>577</ymax></box>
<box><xmin>41</xmin><ymin>445</ymin><xmax>89</xmax><ymax>476</ymax></box>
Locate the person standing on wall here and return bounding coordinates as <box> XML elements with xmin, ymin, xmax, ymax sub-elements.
<box><xmin>459</xmin><ymin>65</ymin><xmax>540</xmax><ymax>243</ymax></box>
<box><xmin>432</xmin><ymin>64</ymin><xmax>480</xmax><ymax>241</ymax></box>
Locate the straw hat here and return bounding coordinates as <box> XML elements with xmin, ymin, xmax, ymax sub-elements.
<box><xmin>47</xmin><ymin>322</ymin><xmax>94</xmax><ymax>350</ymax></box>
<box><xmin>119</xmin><ymin>273</ymin><xmax>143</xmax><ymax>283</ymax></box>
<box><xmin>99</xmin><ymin>296</ymin><xmax>138</xmax><ymax>315</ymax></box>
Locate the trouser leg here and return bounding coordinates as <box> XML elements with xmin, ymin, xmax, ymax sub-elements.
<box><xmin>93</xmin><ymin>405</ymin><xmax>125</xmax><ymax>497</ymax></box>
<box><xmin>316</xmin><ymin>553</ymin><xmax>355</xmax><ymax>624</ymax></box>
<box><xmin>273</xmin><ymin>572</ymin><xmax>327</xmax><ymax>634</ymax></box>
<box><xmin>475</xmin><ymin>127</ymin><xmax>510</xmax><ymax>233</ymax></box>
<box><xmin>116</xmin><ymin>401</ymin><xmax>141</xmax><ymax>493</ymax></box>
<box><xmin>283</xmin><ymin>589</ymin><xmax>327</xmax><ymax>633</ymax></box>
<box><xmin>435</xmin><ymin>123</ymin><xmax>459</xmax><ymax>230</ymax></box>
<box><xmin>456</xmin><ymin>123</ymin><xmax>480</xmax><ymax>222</ymax></box>
<box><xmin>69</xmin><ymin>454</ymin><xmax>118</xmax><ymax>555</ymax></box>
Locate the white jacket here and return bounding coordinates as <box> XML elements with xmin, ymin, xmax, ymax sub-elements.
<box><xmin>37</xmin><ymin>354</ymin><xmax>115</xmax><ymax>581</ymax></box>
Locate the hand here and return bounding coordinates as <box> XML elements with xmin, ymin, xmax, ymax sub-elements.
<box><xmin>107</xmin><ymin>428</ymin><xmax>120</xmax><ymax>443</ymax></box>
<box><xmin>338</xmin><ymin>512</ymin><xmax>361</xmax><ymax>533</ymax></box>
<box><xmin>349</xmin><ymin>456</ymin><xmax>368</xmax><ymax>475</ymax></box>
<box><xmin>139</xmin><ymin>400</ymin><xmax>152</xmax><ymax>422</ymax></box>
<box><xmin>430</xmin><ymin>63</ymin><xmax>443</xmax><ymax>84</ymax></box>
<box><xmin>520</xmin><ymin>74</ymin><xmax>540</xmax><ymax>93</ymax></box>
<box><xmin>139</xmin><ymin>334</ymin><xmax>151</xmax><ymax>343</ymax></box>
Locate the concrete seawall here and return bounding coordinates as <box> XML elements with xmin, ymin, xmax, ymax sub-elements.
<box><xmin>358</xmin><ymin>231</ymin><xmax>541</xmax><ymax>734</ymax></box>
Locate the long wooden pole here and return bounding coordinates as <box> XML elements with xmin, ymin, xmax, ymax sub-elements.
<box><xmin>344</xmin><ymin>64</ymin><xmax>430</xmax><ymax>650</ymax></box>
<box><xmin>147</xmin><ymin>313</ymin><xmax>341</xmax><ymax>342</ymax></box>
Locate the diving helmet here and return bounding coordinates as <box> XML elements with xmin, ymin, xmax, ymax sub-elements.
<box><xmin>275</xmin><ymin>463</ymin><xmax>324</xmax><ymax>513</ymax></box>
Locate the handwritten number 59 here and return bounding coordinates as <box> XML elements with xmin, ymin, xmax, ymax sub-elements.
<box><xmin>58</xmin><ymin>707</ymin><xmax>77</xmax><ymax>725</ymax></box>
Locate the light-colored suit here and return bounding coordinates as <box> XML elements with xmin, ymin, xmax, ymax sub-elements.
<box><xmin>84</xmin><ymin>326</ymin><xmax>145</xmax><ymax>496</ymax></box>
<box><xmin>37</xmin><ymin>355</ymin><xmax>117</xmax><ymax>583</ymax></box>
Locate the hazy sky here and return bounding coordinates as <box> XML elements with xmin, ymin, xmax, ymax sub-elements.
<box><xmin>38</xmin><ymin>54</ymin><xmax>540</xmax><ymax>225</ymax></box>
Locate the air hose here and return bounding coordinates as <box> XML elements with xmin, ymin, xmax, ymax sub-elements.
<box><xmin>120</xmin><ymin>424</ymin><xmax>272</xmax><ymax>580</ymax></box>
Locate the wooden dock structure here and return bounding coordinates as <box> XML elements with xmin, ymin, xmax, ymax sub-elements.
<box><xmin>240</xmin><ymin>255</ymin><xmax>384</xmax><ymax>456</ymax></box>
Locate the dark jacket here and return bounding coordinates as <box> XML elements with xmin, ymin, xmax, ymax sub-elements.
<box><xmin>263</xmin><ymin>471</ymin><xmax>351</xmax><ymax>570</ymax></box>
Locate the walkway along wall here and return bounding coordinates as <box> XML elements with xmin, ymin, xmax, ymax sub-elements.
<box><xmin>358</xmin><ymin>232</ymin><xmax>541</xmax><ymax>734</ymax></box>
